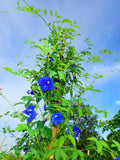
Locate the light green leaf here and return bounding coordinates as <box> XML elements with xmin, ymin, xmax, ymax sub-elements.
<box><xmin>67</xmin><ymin>135</ymin><xmax>76</xmax><ymax>147</ymax></box>
<box><xmin>78</xmin><ymin>108</ymin><xmax>82</xmax><ymax>118</ymax></box>
<box><xmin>103</xmin><ymin>111</ymin><xmax>107</xmax><ymax>118</ymax></box>
<box><xmin>58</xmin><ymin>71</ymin><xmax>65</xmax><ymax>81</ymax></box>
<box><xmin>28</xmin><ymin>128</ymin><xmax>35</xmax><ymax>137</ymax></box>
<box><xmin>2</xmin><ymin>67</ymin><xmax>16</xmax><ymax>75</ymax></box>
<box><xmin>72</xmin><ymin>25</ymin><xmax>81</xmax><ymax>29</ymax></box>
<box><xmin>44</xmin><ymin>9</ymin><xmax>47</xmax><ymax>15</ymax></box>
<box><xmin>55</xmin><ymin>148</ymin><xmax>61</xmax><ymax>160</ymax></box>
<box><xmin>50</xmin><ymin>10</ymin><xmax>54</xmax><ymax>16</ymax></box>
<box><xmin>18</xmin><ymin>69</ymin><xmax>24</xmax><ymax>75</ymax></box>
<box><xmin>14</xmin><ymin>102</ymin><xmax>25</xmax><ymax>106</ymax></box>
<box><xmin>100</xmin><ymin>141</ymin><xmax>109</xmax><ymax>149</ymax></box>
<box><xmin>96</xmin><ymin>141</ymin><xmax>103</xmax><ymax>153</ymax></box>
<box><xmin>24</xmin><ymin>40</ymin><xmax>35</xmax><ymax>44</ymax></box>
<box><xmin>44</xmin><ymin>40</ymin><xmax>48</xmax><ymax>48</ymax></box>
<box><xmin>34</xmin><ymin>8</ymin><xmax>41</xmax><ymax>14</ymax></box>
<box><xmin>15</xmin><ymin>124</ymin><xmax>28</xmax><ymax>131</ymax></box>
<box><xmin>23</xmin><ymin>152</ymin><xmax>33</xmax><ymax>160</ymax></box>
<box><xmin>77</xmin><ymin>150</ymin><xmax>84</xmax><ymax>160</ymax></box>
<box><xmin>87</xmin><ymin>136</ymin><xmax>97</xmax><ymax>142</ymax></box>
<box><xmin>58</xmin><ymin>136</ymin><xmax>66</xmax><ymax>147</ymax></box>
<box><xmin>112</xmin><ymin>140</ymin><xmax>120</xmax><ymax>151</ymax></box>
<box><xmin>49</xmin><ymin>70</ymin><xmax>57</xmax><ymax>77</ymax></box>
<box><xmin>62</xmin><ymin>19</ymin><xmax>73</xmax><ymax>26</ymax></box>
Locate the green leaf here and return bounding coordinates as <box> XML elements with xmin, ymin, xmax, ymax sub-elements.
<box><xmin>46</xmin><ymin>148</ymin><xmax>55</xmax><ymax>159</ymax></box>
<box><xmin>17</xmin><ymin>61</ymin><xmax>23</xmax><ymax>66</ymax></box>
<box><xmin>34</xmin><ymin>8</ymin><xmax>41</xmax><ymax>14</ymax></box>
<box><xmin>78</xmin><ymin>108</ymin><xmax>82</xmax><ymax>118</ymax></box>
<box><xmin>4</xmin><ymin>111</ymin><xmax>10</xmax><ymax>115</ymax></box>
<box><xmin>2</xmin><ymin>67</ymin><xmax>16</xmax><ymax>75</ymax></box>
<box><xmin>62</xmin><ymin>19</ymin><xmax>73</xmax><ymax>26</ymax></box>
<box><xmin>28</xmin><ymin>128</ymin><xmax>35</xmax><ymax>137</ymax></box>
<box><xmin>61</xmin><ymin>149</ymin><xmax>68</xmax><ymax>160</ymax></box>
<box><xmin>23</xmin><ymin>152</ymin><xmax>33</xmax><ymax>160</ymax></box>
<box><xmin>15</xmin><ymin>124</ymin><xmax>28</xmax><ymax>131</ymax></box>
<box><xmin>77</xmin><ymin>150</ymin><xmax>84</xmax><ymax>160</ymax></box>
<box><xmin>44</xmin><ymin>9</ymin><xmax>47</xmax><ymax>15</ymax></box>
<box><xmin>112</xmin><ymin>140</ymin><xmax>120</xmax><ymax>151</ymax></box>
<box><xmin>58</xmin><ymin>71</ymin><xmax>65</xmax><ymax>81</ymax></box>
<box><xmin>100</xmin><ymin>141</ymin><xmax>109</xmax><ymax>149</ymax></box>
<box><xmin>55</xmin><ymin>148</ymin><xmax>61</xmax><ymax>160</ymax></box>
<box><xmin>67</xmin><ymin>135</ymin><xmax>76</xmax><ymax>147</ymax></box>
<box><xmin>14</xmin><ymin>102</ymin><xmax>24</xmax><ymax>106</ymax></box>
<box><xmin>0</xmin><ymin>115</ymin><xmax>3</xmax><ymax>118</ymax></box>
<box><xmin>58</xmin><ymin>136</ymin><xmax>66</xmax><ymax>147</ymax></box>
<box><xmin>50</xmin><ymin>10</ymin><xmax>54</xmax><ymax>16</ymax></box>
<box><xmin>18</xmin><ymin>69</ymin><xmax>24</xmax><ymax>75</ymax></box>
<box><xmin>87</xmin><ymin>136</ymin><xmax>97</xmax><ymax>142</ymax></box>
<box><xmin>48</xmin><ymin>70</ymin><xmax>57</xmax><ymax>77</ymax></box>
<box><xmin>103</xmin><ymin>111</ymin><xmax>107</xmax><ymax>118</ymax></box>
<box><xmin>96</xmin><ymin>141</ymin><xmax>103</xmax><ymax>153</ymax></box>
<box><xmin>72</xmin><ymin>25</ymin><xmax>81</xmax><ymax>29</ymax></box>
<box><xmin>21</xmin><ymin>96</ymin><xmax>34</xmax><ymax>102</ymax></box>
<box><xmin>44</xmin><ymin>39</ymin><xmax>48</xmax><ymax>48</ymax></box>
<box><xmin>24</xmin><ymin>40</ymin><xmax>35</xmax><ymax>44</ymax></box>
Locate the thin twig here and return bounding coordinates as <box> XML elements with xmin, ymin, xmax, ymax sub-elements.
<box><xmin>0</xmin><ymin>136</ymin><xmax>6</xmax><ymax>151</ymax></box>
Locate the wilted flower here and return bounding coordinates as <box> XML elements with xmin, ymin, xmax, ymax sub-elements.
<box><xmin>38</xmin><ymin>76</ymin><xmax>55</xmax><ymax>92</ymax></box>
<box><xmin>73</xmin><ymin>125</ymin><xmax>81</xmax><ymax>137</ymax></box>
<box><xmin>52</xmin><ymin>112</ymin><xmax>63</xmax><ymax>125</ymax></box>
<box><xmin>22</xmin><ymin>105</ymin><xmax>38</xmax><ymax>122</ymax></box>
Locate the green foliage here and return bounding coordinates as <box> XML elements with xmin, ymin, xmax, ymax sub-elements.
<box><xmin>0</xmin><ymin>0</ymin><xmax>120</xmax><ymax>159</ymax></box>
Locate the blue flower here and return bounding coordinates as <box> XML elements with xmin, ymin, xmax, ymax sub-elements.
<box><xmin>114</xmin><ymin>157</ymin><xmax>120</xmax><ymax>160</ymax></box>
<box><xmin>52</xmin><ymin>94</ymin><xmax>54</xmax><ymax>97</ymax></box>
<box><xmin>49</xmin><ymin>56</ymin><xmax>54</xmax><ymax>62</ymax></box>
<box><xmin>23</xmin><ymin>145</ymin><xmax>32</xmax><ymax>154</ymax></box>
<box><xmin>83</xmin><ymin>116</ymin><xmax>87</xmax><ymax>120</ymax></box>
<box><xmin>73</xmin><ymin>125</ymin><xmax>81</xmax><ymax>137</ymax></box>
<box><xmin>27</xmin><ymin>90</ymin><xmax>36</xmax><ymax>95</ymax></box>
<box><xmin>38</xmin><ymin>76</ymin><xmax>55</xmax><ymax>92</ymax></box>
<box><xmin>22</xmin><ymin>105</ymin><xmax>38</xmax><ymax>122</ymax></box>
<box><xmin>99</xmin><ymin>154</ymin><xmax>101</xmax><ymax>160</ymax></box>
<box><xmin>73</xmin><ymin>104</ymin><xmax>78</xmax><ymax>108</ymax></box>
<box><xmin>52</xmin><ymin>112</ymin><xmax>63</xmax><ymax>125</ymax></box>
<box><xmin>44</xmin><ymin>104</ymin><xmax>46</xmax><ymax>111</ymax></box>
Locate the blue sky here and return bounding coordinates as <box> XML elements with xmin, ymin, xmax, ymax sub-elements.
<box><xmin>0</xmin><ymin>0</ymin><xmax>120</xmax><ymax>151</ymax></box>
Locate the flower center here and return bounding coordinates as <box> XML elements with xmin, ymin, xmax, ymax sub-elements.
<box><xmin>55</xmin><ymin>115</ymin><xmax>58</xmax><ymax>118</ymax></box>
<box><xmin>47</xmin><ymin>81</ymin><xmax>50</xmax><ymax>84</ymax></box>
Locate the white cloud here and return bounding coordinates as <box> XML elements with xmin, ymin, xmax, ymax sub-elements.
<box><xmin>116</xmin><ymin>100</ymin><xmax>120</xmax><ymax>105</ymax></box>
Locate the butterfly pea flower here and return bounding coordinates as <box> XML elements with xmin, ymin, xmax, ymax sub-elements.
<box><xmin>44</xmin><ymin>104</ymin><xmax>46</xmax><ymax>111</ymax></box>
<box><xmin>23</xmin><ymin>145</ymin><xmax>33</xmax><ymax>154</ymax></box>
<box><xmin>27</xmin><ymin>90</ymin><xmax>37</xmax><ymax>95</ymax></box>
<box><xmin>22</xmin><ymin>105</ymin><xmax>38</xmax><ymax>122</ymax></box>
<box><xmin>38</xmin><ymin>76</ymin><xmax>55</xmax><ymax>92</ymax></box>
<box><xmin>73</xmin><ymin>104</ymin><xmax>78</xmax><ymax>108</ymax></box>
<box><xmin>52</xmin><ymin>94</ymin><xmax>54</xmax><ymax>97</ymax></box>
<box><xmin>73</xmin><ymin>125</ymin><xmax>81</xmax><ymax>137</ymax></box>
<box><xmin>48</xmin><ymin>56</ymin><xmax>54</xmax><ymax>62</ymax></box>
<box><xmin>83</xmin><ymin>116</ymin><xmax>87</xmax><ymax>120</ymax></box>
<box><xmin>52</xmin><ymin>112</ymin><xmax>63</xmax><ymax>125</ymax></box>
